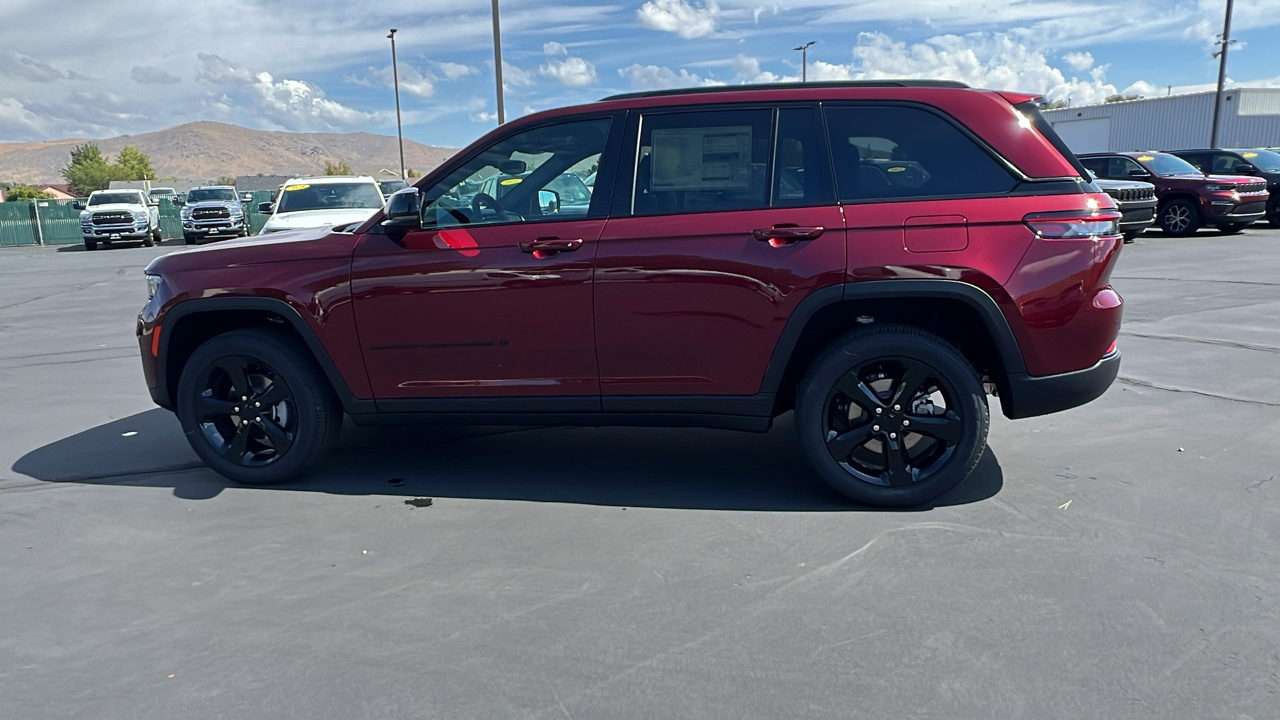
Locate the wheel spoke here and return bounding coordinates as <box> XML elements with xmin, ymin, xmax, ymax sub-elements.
<box><xmin>258</xmin><ymin>417</ymin><xmax>293</xmax><ymax>453</ymax></box>
<box><xmin>833</xmin><ymin>373</ymin><xmax>884</xmax><ymax>413</ymax></box>
<box><xmin>256</xmin><ymin>382</ymin><xmax>287</xmax><ymax>406</ymax></box>
<box><xmin>826</xmin><ymin>421</ymin><xmax>877</xmax><ymax>463</ymax></box>
<box><xmin>197</xmin><ymin>395</ymin><xmax>238</xmax><ymax>420</ymax></box>
<box><xmin>881</xmin><ymin>437</ymin><xmax>914</xmax><ymax>487</ymax></box>
<box><xmin>213</xmin><ymin>358</ymin><xmax>253</xmax><ymax>399</ymax></box>
<box><xmin>222</xmin><ymin>422</ymin><xmax>252</xmax><ymax>463</ymax></box>
<box><xmin>890</xmin><ymin>362</ymin><xmax>930</xmax><ymax>408</ymax></box>
<box><xmin>906</xmin><ymin>411</ymin><xmax>963</xmax><ymax>445</ymax></box>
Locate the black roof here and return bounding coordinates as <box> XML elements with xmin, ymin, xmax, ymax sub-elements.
<box><xmin>601</xmin><ymin>80</ymin><xmax>970</xmax><ymax>102</ymax></box>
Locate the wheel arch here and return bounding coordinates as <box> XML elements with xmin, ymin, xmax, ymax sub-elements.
<box><xmin>762</xmin><ymin>281</ymin><xmax>1027</xmax><ymax>416</ymax></box>
<box><xmin>156</xmin><ymin>298</ymin><xmax>368</xmax><ymax>415</ymax></box>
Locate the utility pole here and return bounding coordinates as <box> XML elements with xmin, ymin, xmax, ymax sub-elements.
<box><xmin>793</xmin><ymin>41</ymin><xmax>815</xmax><ymax>82</ymax></box>
<box><xmin>387</xmin><ymin>29</ymin><xmax>406</xmax><ymax>179</ymax></box>
<box><xmin>492</xmin><ymin>0</ymin><xmax>506</xmax><ymax>124</ymax></box>
<box><xmin>1210</xmin><ymin>0</ymin><xmax>1236</xmax><ymax>149</ymax></box>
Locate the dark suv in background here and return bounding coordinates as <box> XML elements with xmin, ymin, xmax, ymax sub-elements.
<box><xmin>1079</xmin><ymin>151</ymin><xmax>1269</xmax><ymax>236</ymax></box>
<box><xmin>139</xmin><ymin>81</ymin><xmax>1124</xmax><ymax>508</ymax></box>
<box><xmin>1170</xmin><ymin>148</ymin><xmax>1280</xmax><ymax>226</ymax></box>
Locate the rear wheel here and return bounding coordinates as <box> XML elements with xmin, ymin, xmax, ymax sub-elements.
<box><xmin>795</xmin><ymin>325</ymin><xmax>989</xmax><ymax>508</ymax></box>
<box><xmin>175</xmin><ymin>329</ymin><xmax>342</xmax><ymax>485</ymax></box>
<box><xmin>1159</xmin><ymin>199</ymin><xmax>1200</xmax><ymax>236</ymax></box>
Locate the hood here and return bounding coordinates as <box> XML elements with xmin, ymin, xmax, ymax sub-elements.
<box><xmin>145</xmin><ymin>225</ymin><xmax>355</xmax><ymax>275</ymax></box>
<box><xmin>185</xmin><ymin>200</ymin><xmax>242</xmax><ymax>210</ymax></box>
<box><xmin>1204</xmin><ymin>174</ymin><xmax>1266</xmax><ymax>186</ymax></box>
<box><xmin>85</xmin><ymin>202</ymin><xmax>146</xmax><ymax>213</ymax></box>
<box><xmin>1093</xmin><ymin>178</ymin><xmax>1154</xmax><ymax>191</ymax></box>
<box><xmin>262</xmin><ymin>208</ymin><xmax>379</xmax><ymax>232</ymax></box>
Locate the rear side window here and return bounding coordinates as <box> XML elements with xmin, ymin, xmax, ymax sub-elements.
<box><xmin>824</xmin><ymin>105</ymin><xmax>1016</xmax><ymax>202</ymax></box>
<box><xmin>1082</xmin><ymin>156</ymin><xmax>1145</xmax><ymax>180</ymax></box>
<box><xmin>633</xmin><ymin>108</ymin><xmax>772</xmax><ymax>215</ymax></box>
<box><xmin>1178</xmin><ymin>153</ymin><xmax>1211</xmax><ymax>173</ymax></box>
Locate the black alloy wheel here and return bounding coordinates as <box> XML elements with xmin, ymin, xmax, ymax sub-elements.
<box><xmin>1159</xmin><ymin>199</ymin><xmax>1200</xmax><ymax>237</ymax></box>
<box><xmin>796</xmin><ymin>325</ymin><xmax>988</xmax><ymax>507</ymax></box>
<box><xmin>176</xmin><ymin>329</ymin><xmax>342</xmax><ymax>485</ymax></box>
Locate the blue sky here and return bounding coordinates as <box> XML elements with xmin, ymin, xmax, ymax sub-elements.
<box><xmin>2</xmin><ymin>0</ymin><xmax>1280</xmax><ymax>148</ymax></box>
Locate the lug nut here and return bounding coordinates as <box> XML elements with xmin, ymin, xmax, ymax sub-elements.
<box><xmin>254</xmin><ymin>402</ymin><xmax>260</xmax><ymax>408</ymax></box>
<box><xmin>889</xmin><ymin>432</ymin><xmax>897</xmax><ymax>439</ymax></box>
<box><xmin>241</xmin><ymin>396</ymin><xmax>247</xmax><ymax>401</ymax></box>
<box><xmin>902</xmin><ymin>419</ymin><xmax>910</xmax><ymax>427</ymax></box>
<box><xmin>872</xmin><ymin>425</ymin><xmax>880</xmax><ymax>432</ymax></box>
<box><xmin>233</xmin><ymin>407</ymin><xmax>240</xmax><ymax>413</ymax></box>
<box><xmin>254</xmin><ymin>417</ymin><xmax>262</xmax><ymax>423</ymax></box>
<box><xmin>893</xmin><ymin>404</ymin><xmax>901</xmax><ymax>411</ymax></box>
<box><xmin>875</xmin><ymin>407</ymin><xmax>883</xmax><ymax>415</ymax></box>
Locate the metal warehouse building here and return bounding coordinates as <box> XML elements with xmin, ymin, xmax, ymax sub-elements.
<box><xmin>1043</xmin><ymin>88</ymin><xmax>1280</xmax><ymax>153</ymax></box>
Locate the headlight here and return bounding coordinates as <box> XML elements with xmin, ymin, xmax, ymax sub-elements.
<box><xmin>133</xmin><ymin>211</ymin><xmax>148</xmax><ymax>221</ymax></box>
<box><xmin>146</xmin><ymin>273</ymin><xmax>162</xmax><ymax>300</ymax></box>
<box><xmin>1205</xmin><ymin>184</ymin><xmax>1234</xmax><ymax>192</ymax></box>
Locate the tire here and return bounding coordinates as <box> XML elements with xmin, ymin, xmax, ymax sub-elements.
<box><xmin>143</xmin><ymin>230</ymin><xmax>156</xmax><ymax>247</ymax></box>
<box><xmin>1217</xmin><ymin>223</ymin><xmax>1248</xmax><ymax>235</ymax></box>
<box><xmin>184</xmin><ymin>233</ymin><xmax>197</xmax><ymax>245</ymax></box>
<box><xmin>83</xmin><ymin>238</ymin><xmax>97</xmax><ymax>251</ymax></box>
<box><xmin>1269</xmin><ymin>199</ymin><xmax>1280</xmax><ymax>228</ymax></box>
<box><xmin>1158</xmin><ymin>199</ymin><xmax>1200</xmax><ymax>236</ymax></box>
<box><xmin>1122</xmin><ymin>231</ymin><xmax>1140</xmax><ymax>244</ymax></box>
<box><xmin>795</xmin><ymin>325</ymin><xmax>989</xmax><ymax>508</ymax></box>
<box><xmin>149</xmin><ymin>226</ymin><xmax>161</xmax><ymax>245</ymax></box>
<box><xmin>175</xmin><ymin>328</ymin><xmax>342</xmax><ymax>485</ymax></box>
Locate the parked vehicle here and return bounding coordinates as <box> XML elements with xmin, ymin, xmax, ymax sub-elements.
<box><xmin>179</xmin><ymin>186</ymin><xmax>249</xmax><ymax>244</ymax></box>
<box><xmin>148</xmin><ymin>187</ymin><xmax>177</xmax><ymax>203</ymax></box>
<box><xmin>256</xmin><ymin>176</ymin><xmax>385</xmax><ymax>235</ymax></box>
<box><xmin>76</xmin><ymin>189</ymin><xmax>160</xmax><ymax>250</ymax></box>
<box><xmin>138</xmin><ymin>81</ymin><xmax>1124</xmax><ymax>507</ymax></box>
<box><xmin>1169</xmin><ymin>148</ymin><xmax>1280</xmax><ymax>226</ymax></box>
<box><xmin>377</xmin><ymin>178</ymin><xmax>410</xmax><ymax>199</ymax></box>
<box><xmin>1091</xmin><ymin>176</ymin><xmax>1157</xmax><ymax>242</ymax></box>
<box><xmin>1079</xmin><ymin>151</ymin><xmax>1269</xmax><ymax>236</ymax></box>
<box><xmin>477</xmin><ymin>170</ymin><xmax>594</xmax><ymax>215</ymax></box>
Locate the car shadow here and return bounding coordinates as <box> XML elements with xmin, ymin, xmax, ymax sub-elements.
<box><xmin>12</xmin><ymin>408</ymin><xmax>1004</xmax><ymax>512</ymax></box>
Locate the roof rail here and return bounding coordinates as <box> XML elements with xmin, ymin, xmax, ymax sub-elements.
<box><xmin>601</xmin><ymin>80</ymin><xmax>971</xmax><ymax>102</ymax></box>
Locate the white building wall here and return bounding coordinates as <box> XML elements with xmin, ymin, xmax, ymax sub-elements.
<box><xmin>1044</xmin><ymin>89</ymin><xmax>1280</xmax><ymax>152</ymax></box>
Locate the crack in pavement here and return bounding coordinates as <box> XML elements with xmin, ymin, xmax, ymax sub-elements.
<box><xmin>1112</xmin><ymin>275</ymin><xmax>1280</xmax><ymax>288</ymax></box>
<box><xmin>1120</xmin><ymin>331</ymin><xmax>1280</xmax><ymax>355</ymax></box>
<box><xmin>1116</xmin><ymin>375</ymin><xmax>1280</xmax><ymax>408</ymax></box>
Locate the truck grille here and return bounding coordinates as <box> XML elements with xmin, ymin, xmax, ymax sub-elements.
<box><xmin>1104</xmin><ymin>187</ymin><xmax>1156</xmax><ymax>202</ymax></box>
<box><xmin>1240</xmin><ymin>183</ymin><xmax>1268</xmax><ymax>195</ymax></box>
<box><xmin>192</xmin><ymin>207</ymin><xmax>231</xmax><ymax>220</ymax></box>
<box><xmin>91</xmin><ymin>211</ymin><xmax>133</xmax><ymax>225</ymax></box>
<box><xmin>1231</xmin><ymin>201</ymin><xmax>1267</xmax><ymax>215</ymax></box>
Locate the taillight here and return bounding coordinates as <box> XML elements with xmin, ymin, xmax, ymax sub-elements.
<box><xmin>1024</xmin><ymin>209</ymin><xmax>1122</xmax><ymax>240</ymax></box>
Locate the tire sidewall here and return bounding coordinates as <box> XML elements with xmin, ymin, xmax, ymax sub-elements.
<box><xmin>795</xmin><ymin>328</ymin><xmax>988</xmax><ymax>508</ymax></box>
<box><xmin>175</xmin><ymin>329</ymin><xmax>339</xmax><ymax>485</ymax></box>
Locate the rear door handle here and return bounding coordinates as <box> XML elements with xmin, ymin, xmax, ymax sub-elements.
<box><xmin>752</xmin><ymin>225</ymin><xmax>824</xmax><ymax>246</ymax></box>
<box><xmin>519</xmin><ymin>237</ymin><xmax>583</xmax><ymax>256</ymax></box>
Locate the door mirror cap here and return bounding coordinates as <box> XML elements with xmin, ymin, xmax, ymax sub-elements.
<box><xmin>381</xmin><ymin>188</ymin><xmax>421</xmax><ymax>239</ymax></box>
<box><xmin>1234</xmin><ymin>164</ymin><xmax>1256</xmax><ymax>175</ymax></box>
<box><xmin>72</xmin><ymin>199</ymin><xmax>85</xmax><ymax>210</ymax></box>
<box><xmin>257</xmin><ymin>202</ymin><xmax>274</xmax><ymax>213</ymax></box>
<box><xmin>239</xmin><ymin>193</ymin><xmax>254</xmax><ymax>204</ymax></box>
<box><xmin>1128</xmin><ymin>168</ymin><xmax>1150</xmax><ymax>178</ymax></box>
<box><xmin>173</xmin><ymin>198</ymin><xmax>185</xmax><ymax>207</ymax></box>
<box><xmin>538</xmin><ymin>189</ymin><xmax>560</xmax><ymax>214</ymax></box>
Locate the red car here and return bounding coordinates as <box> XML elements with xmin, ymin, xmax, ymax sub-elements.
<box><xmin>138</xmin><ymin>81</ymin><xmax>1123</xmax><ymax>507</ymax></box>
<box><xmin>1079</xmin><ymin>151</ymin><xmax>1270</xmax><ymax>236</ymax></box>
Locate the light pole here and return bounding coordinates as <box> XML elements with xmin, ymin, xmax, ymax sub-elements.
<box><xmin>1210</xmin><ymin>0</ymin><xmax>1236</xmax><ymax>148</ymax></box>
<box><xmin>491</xmin><ymin>0</ymin><xmax>506</xmax><ymax>124</ymax></box>
<box><xmin>793</xmin><ymin>41</ymin><xmax>815</xmax><ymax>82</ymax></box>
<box><xmin>387</xmin><ymin>28</ymin><xmax>406</xmax><ymax>179</ymax></box>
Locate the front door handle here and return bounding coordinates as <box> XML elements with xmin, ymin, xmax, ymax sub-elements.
<box><xmin>752</xmin><ymin>225</ymin><xmax>824</xmax><ymax>246</ymax></box>
<box><xmin>519</xmin><ymin>237</ymin><xmax>583</xmax><ymax>257</ymax></box>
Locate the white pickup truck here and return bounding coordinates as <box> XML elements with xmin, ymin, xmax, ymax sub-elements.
<box><xmin>76</xmin><ymin>189</ymin><xmax>161</xmax><ymax>251</ymax></box>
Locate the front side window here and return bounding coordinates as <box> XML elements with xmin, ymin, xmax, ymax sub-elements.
<box><xmin>277</xmin><ymin>182</ymin><xmax>384</xmax><ymax>213</ymax></box>
<box><xmin>420</xmin><ymin>118</ymin><xmax>610</xmax><ymax>228</ymax></box>
<box><xmin>633</xmin><ymin>108</ymin><xmax>772</xmax><ymax>216</ymax></box>
<box><xmin>824</xmin><ymin>105</ymin><xmax>1017</xmax><ymax>202</ymax></box>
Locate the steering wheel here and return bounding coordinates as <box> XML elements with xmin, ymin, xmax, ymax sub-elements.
<box><xmin>471</xmin><ymin>192</ymin><xmax>522</xmax><ymax>223</ymax></box>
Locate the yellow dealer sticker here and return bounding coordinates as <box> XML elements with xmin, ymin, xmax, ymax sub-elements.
<box><xmin>1244</xmin><ymin>152</ymin><xmax>1258</xmax><ymax>158</ymax></box>
<box><xmin>887</xmin><ymin>166</ymin><xmax>906</xmax><ymax>173</ymax></box>
<box><xmin>284</xmin><ymin>184</ymin><xmax>310</xmax><ymax>191</ymax></box>
<box><xmin>500</xmin><ymin>178</ymin><xmax>523</xmax><ymax>186</ymax></box>
<box><xmin>1138</xmin><ymin>155</ymin><xmax>1155</xmax><ymax>162</ymax></box>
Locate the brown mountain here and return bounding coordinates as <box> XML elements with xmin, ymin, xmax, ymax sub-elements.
<box><xmin>0</xmin><ymin>121</ymin><xmax>457</xmax><ymax>185</ymax></box>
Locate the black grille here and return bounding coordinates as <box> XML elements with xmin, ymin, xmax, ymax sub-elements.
<box><xmin>1240</xmin><ymin>183</ymin><xmax>1268</xmax><ymax>195</ymax></box>
<box><xmin>1104</xmin><ymin>186</ymin><xmax>1156</xmax><ymax>202</ymax></box>
<box><xmin>1231</xmin><ymin>202</ymin><xmax>1267</xmax><ymax>215</ymax></box>
<box><xmin>92</xmin><ymin>211</ymin><xmax>132</xmax><ymax>225</ymax></box>
<box><xmin>192</xmin><ymin>207</ymin><xmax>231</xmax><ymax>220</ymax></box>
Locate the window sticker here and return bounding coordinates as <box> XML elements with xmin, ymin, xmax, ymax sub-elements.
<box><xmin>1137</xmin><ymin>156</ymin><xmax>1155</xmax><ymax>162</ymax></box>
<box><xmin>284</xmin><ymin>184</ymin><xmax>310</xmax><ymax>191</ymax></box>
<box><xmin>1243</xmin><ymin>152</ymin><xmax>1259</xmax><ymax>158</ymax></box>
<box><xmin>887</xmin><ymin>166</ymin><xmax>907</xmax><ymax>173</ymax></box>
<box><xmin>651</xmin><ymin>126</ymin><xmax>752</xmax><ymax>191</ymax></box>
<box><xmin>500</xmin><ymin>178</ymin><xmax>523</xmax><ymax>186</ymax></box>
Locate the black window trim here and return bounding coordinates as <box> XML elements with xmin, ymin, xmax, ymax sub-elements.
<box><xmin>819</xmin><ymin>99</ymin><xmax>1033</xmax><ymax>207</ymax></box>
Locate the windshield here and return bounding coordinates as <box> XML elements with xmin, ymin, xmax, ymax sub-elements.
<box><xmin>1241</xmin><ymin>149</ymin><xmax>1280</xmax><ymax>173</ymax></box>
<box><xmin>88</xmin><ymin>193</ymin><xmax>142</xmax><ymax>206</ymax></box>
<box><xmin>187</xmin><ymin>188</ymin><xmax>238</xmax><ymax>203</ymax></box>
<box><xmin>277</xmin><ymin>182</ymin><xmax>384</xmax><ymax>213</ymax></box>
<box><xmin>378</xmin><ymin>179</ymin><xmax>409</xmax><ymax>195</ymax></box>
<box><xmin>1136</xmin><ymin>153</ymin><xmax>1201</xmax><ymax>177</ymax></box>
<box><xmin>149</xmin><ymin>189</ymin><xmax>175</xmax><ymax>196</ymax></box>
<box><xmin>548</xmin><ymin>174</ymin><xmax>592</xmax><ymax>203</ymax></box>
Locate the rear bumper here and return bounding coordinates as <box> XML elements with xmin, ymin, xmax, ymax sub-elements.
<box><xmin>999</xmin><ymin>350</ymin><xmax>1121</xmax><ymax>420</ymax></box>
<box><xmin>1116</xmin><ymin>199</ymin><xmax>1156</xmax><ymax>233</ymax></box>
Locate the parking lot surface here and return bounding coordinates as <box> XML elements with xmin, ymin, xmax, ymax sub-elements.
<box><xmin>3</xmin><ymin>228</ymin><xmax>1279</xmax><ymax>719</ymax></box>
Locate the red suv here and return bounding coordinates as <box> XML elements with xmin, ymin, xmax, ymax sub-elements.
<box><xmin>138</xmin><ymin>81</ymin><xmax>1123</xmax><ymax>507</ymax></box>
<box><xmin>1079</xmin><ymin>151</ymin><xmax>1270</xmax><ymax>236</ymax></box>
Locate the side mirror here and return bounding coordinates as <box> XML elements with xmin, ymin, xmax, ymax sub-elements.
<box><xmin>173</xmin><ymin>198</ymin><xmax>185</xmax><ymax>207</ymax></box>
<box><xmin>72</xmin><ymin>200</ymin><xmax>85</xmax><ymax>210</ymax></box>
<box><xmin>1128</xmin><ymin>168</ymin><xmax>1150</xmax><ymax>178</ymax></box>
<box><xmin>538</xmin><ymin>189</ymin><xmax>560</xmax><ymax>214</ymax></box>
<box><xmin>381</xmin><ymin>188</ymin><xmax>421</xmax><ymax>240</ymax></box>
<box><xmin>257</xmin><ymin>202</ymin><xmax>274</xmax><ymax>213</ymax></box>
<box><xmin>1234</xmin><ymin>164</ymin><xmax>1256</xmax><ymax>175</ymax></box>
<box><xmin>149</xmin><ymin>200</ymin><xmax>160</xmax><ymax>207</ymax></box>
<box><xmin>239</xmin><ymin>193</ymin><xmax>254</xmax><ymax>203</ymax></box>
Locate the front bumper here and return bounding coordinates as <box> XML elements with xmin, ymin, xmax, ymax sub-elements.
<box><xmin>1205</xmin><ymin>196</ymin><xmax>1269</xmax><ymax>223</ymax></box>
<box><xmin>999</xmin><ymin>350</ymin><xmax>1121</xmax><ymax>420</ymax></box>
<box><xmin>1115</xmin><ymin>198</ymin><xmax>1157</xmax><ymax>233</ymax></box>
<box><xmin>183</xmin><ymin>218</ymin><xmax>246</xmax><ymax>235</ymax></box>
<box><xmin>82</xmin><ymin>221</ymin><xmax>150</xmax><ymax>239</ymax></box>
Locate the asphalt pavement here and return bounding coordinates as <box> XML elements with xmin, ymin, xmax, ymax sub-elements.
<box><xmin>2</xmin><ymin>226</ymin><xmax>1279</xmax><ymax>719</ymax></box>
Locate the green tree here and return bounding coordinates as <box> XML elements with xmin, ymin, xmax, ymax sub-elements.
<box><xmin>5</xmin><ymin>185</ymin><xmax>53</xmax><ymax>201</ymax></box>
<box><xmin>63</xmin><ymin>143</ymin><xmax>120</xmax><ymax>196</ymax></box>
<box><xmin>1105</xmin><ymin>94</ymin><xmax>1143</xmax><ymax>104</ymax></box>
<box><xmin>116</xmin><ymin>145</ymin><xmax>156</xmax><ymax>180</ymax></box>
<box><xmin>213</xmin><ymin>176</ymin><xmax>236</xmax><ymax>187</ymax></box>
<box><xmin>324</xmin><ymin>159</ymin><xmax>353</xmax><ymax>175</ymax></box>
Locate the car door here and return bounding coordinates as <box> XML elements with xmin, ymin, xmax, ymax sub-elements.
<box><xmin>594</xmin><ymin>105</ymin><xmax>845</xmax><ymax>402</ymax></box>
<box><xmin>350</xmin><ymin>115</ymin><xmax>620</xmax><ymax>407</ymax></box>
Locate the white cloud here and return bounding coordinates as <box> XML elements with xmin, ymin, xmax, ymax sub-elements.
<box><xmin>131</xmin><ymin>66</ymin><xmax>181</xmax><ymax>84</ymax></box>
<box><xmin>0</xmin><ymin>97</ymin><xmax>43</xmax><ymax>138</ymax></box>
<box><xmin>637</xmin><ymin>0</ymin><xmax>720</xmax><ymax>39</ymax></box>
<box><xmin>1120</xmin><ymin>80</ymin><xmax>1161</xmax><ymax>97</ymax></box>
<box><xmin>618</xmin><ymin>64</ymin><xmax>727</xmax><ymax>89</ymax></box>
<box><xmin>1062</xmin><ymin>51</ymin><xmax>1094</xmax><ymax>71</ymax></box>
<box><xmin>434</xmin><ymin>62</ymin><xmax>477</xmax><ymax>80</ymax></box>
<box><xmin>732</xmin><ymin>54</ymin><xmax>759</xmax><ymax>79</ymax></box>
<box><xmin>355</xmin><ymin>64</ymin><xmax>435</xmax><ymax>98</ymax></box>
<box><xmin>540</xmin><ymin>42</ymin><xmax>597</xmax><ymax>86</ymax></box>
<box><xmin>195</xmin><ymin>54</ymin><xmax>256</xmax><ymax>84</ymax></box>
<box><xmin>470</xmin><ymin>110</ymin><xmax>498</xmax><ymax>123</ymax></box>
<box><xmin>500</xmin><ymin>61</ymin><xmax>536</xmax><ymax>91</ymax></box>
<box><xmin>0</xmin><ymin>50</ymin><xmax>80</xmax><ymax>83</ymax></box>
<box><xmin>249</xmin><ymin>72</ymin><xmax>380</xmax><ymax>131</ymax></box>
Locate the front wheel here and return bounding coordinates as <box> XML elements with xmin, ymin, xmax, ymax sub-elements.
<box><xmin>1218</xmin><ymin>222</ymin><xmax>1248</xmax><ymax>235</ymax></box>
<box><xmin>1159</xmin><ymin>199</ymin><xmax>1200</xmax><ymax>236</ymax></box>
<box><xmin>175</xmin><ymin>329</ymin><xmax>342</xmax><ymax>485</ymax></box>
<box><xmin>1268</xmin><ymin>199</ymin><xmax>1280</xmax><ymax>227</ymax></box>
<box><xmin>83</xmin><ymin>237</ymin><xmax>97</xmax><ymax>251</ymax></box>
<box><xmin>795</xmin><ymin>325</ymin><xmax>989</xmax><ymax>507</ymax></box>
